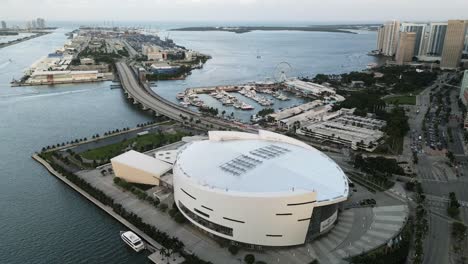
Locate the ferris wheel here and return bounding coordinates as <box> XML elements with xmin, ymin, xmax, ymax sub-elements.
<box><xmin>274</xmin><ymin>62</ymin><xmax>292</xmax><ymax>83</ymax></box>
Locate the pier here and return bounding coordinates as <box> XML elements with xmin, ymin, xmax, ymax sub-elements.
<box><xmin>0</xmin><ymin>32</ymin><xmax>52</xmax><ymax>49</ymax></box>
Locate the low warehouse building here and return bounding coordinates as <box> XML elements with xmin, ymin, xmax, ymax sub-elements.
<box><xmin>111</xmin><ymin>150</ymin><xmax>172</xmax><ymax>186</ymax></box>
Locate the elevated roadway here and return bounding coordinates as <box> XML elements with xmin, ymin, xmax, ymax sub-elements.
<box><xmin>115</xmin><ymin>62</ymin><xmax>253</xmax><ymax>132</ymax></box>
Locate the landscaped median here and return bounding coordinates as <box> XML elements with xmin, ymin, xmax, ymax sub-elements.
<box><xmin>383</xmin><ymin>95</ymin><xmax>416</xmax><ymax>106</ymax></box>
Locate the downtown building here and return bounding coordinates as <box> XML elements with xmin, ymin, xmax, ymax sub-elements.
<box><xmin>377</xmin><ymin>20</ymin><xmax>400</xmax><ymax>56</ymax></box>
<box><xmin>425</xmin><ymin>22</ymin><xmax>448</xmax><ymax>57</ymax></box>
<box><xmin>395</xmin><ymin>32</ymin><xmax>417</xmax><ymax>65</ymax></box>
<box><xmin>440</xmin><ymin>20</ymin><xmax>468</xmax><ymax>69</ymax></box>
<box><xmin>459</xmin><ymin>70</ymin><xmax>468</xmax><ymax>106</ymax></box>
<box><xmin>400</xmin><ymin>23</ymin><xmax>427</xmax><ymax>56</ymax></box>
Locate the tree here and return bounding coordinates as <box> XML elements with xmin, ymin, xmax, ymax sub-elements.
<box><xmin>452</xmin><ymin>221</ymin><xmax>467</xmax><ymax>241</ymax></box>
<box><xmin>446</xmin><ymin>151</ymin><xmax>455</xmax><ymax>164</ymax></box>
<box><xmin>244</xmin><ymin>254</ymin><xmax>255</xmax><ymax>264</ymax></box>
<box><xmin>228</xmin><ymin>245</ymin><xmax>239</xmax><ymax>255</ymax></box>
<box><xmin>159</xmin><ymin>203</ymin><xmax>168</xmax><ymax>212</ymax></box>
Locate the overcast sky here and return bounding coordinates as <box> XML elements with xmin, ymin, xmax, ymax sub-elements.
<box><xmin>1</xmin><ymin>0</ymin><xmax>468</xmax><ymax>23</ymax></box>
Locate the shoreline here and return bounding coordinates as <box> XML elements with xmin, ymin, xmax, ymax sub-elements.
<box><xmin>0</xmin><ymin>32</ymin><xmax>52</xmax><ymax>49</ymax></box>
<box><xmin>31</xmin><ymin>154</ymin><xmax>166</xmax><ymax>251</ymax></box>
<box><xmin>32</xmin><ymin>153</ymin><xmax>182</xmax><ymax>263</ymax></box>
<box><xmin>11</xmin><ymin>76</ymin><xmax>114</xmax><ymax>87</ymax></box>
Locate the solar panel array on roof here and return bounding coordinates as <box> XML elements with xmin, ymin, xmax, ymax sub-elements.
<box><xmin>220</xmin><ymin>145</ymin><xmax>290</xmax><ymax>176</ymax></box>
<box><xmin>250</xmin><ymin>145</ymin><xmax>290</xmax><ymax>159</ymax></box>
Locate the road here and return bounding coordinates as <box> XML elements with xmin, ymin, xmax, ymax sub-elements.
<box><xmin>406</xmin><ymin>72</ymin><xmax>468</xmax><ymax>264</ymax></box>
<box><xmin>422</xmin><ymin>212</ymin><xmax>451</xmax><ymax>264</ymax></box>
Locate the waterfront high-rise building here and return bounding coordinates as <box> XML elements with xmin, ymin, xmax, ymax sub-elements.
<box><xmin>377</xmin><ymin>26</ymin><xmax>385</xmax><ymax>52</ymax></box>
<box><xmin>395</xmin><ymin>32</ymin><xmax>417</xmax><ymax>65</ymax></box>
<box><xmin>1</xmin><ymin>21</ymin><xmax>6</xmax><ymax>30</ymax></box>
<box><xmin>379</xmin><ymin>20</ymin><xmax>400</xmax><ymax>56</ymax></box>
<box><xmin>401</xmin><ymin>23</ymin><xmax>427</xmax><ymax>56</ymax></box>
<box><xmin>441</xmin><ymin>20</ymin><xmax>468</xmax><ymax>69</ymax></box>
<box><xmin>426</xmin><ymin>22</ymin><xmax>448</xmax><ymax>56</ymax></box>
<box><xmin>459</xmin><ymin>70</ymin><xmax>468</xmax><ymax>105</ymax></box>
<box><xmin>36</xmin><ymin>18</ymin><xmax>45</xmax><ymax>29</ymax></box>
<box><xmin>464</xmin><ymin>34</ymin><xmax>468</xmax><ymax>54</ymax></box>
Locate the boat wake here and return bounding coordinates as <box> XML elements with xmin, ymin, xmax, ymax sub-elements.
<box><xmin>0</xmin><ymin>60</ymin><xmax>12</xmax><ymax>69</ymax></box>
<box><xmin>1</xmin><ymin>89</ymin><xmax>91</xmax><ymax>100</ymax></box>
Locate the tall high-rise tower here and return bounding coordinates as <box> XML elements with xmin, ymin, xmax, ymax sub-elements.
<box><xmin>380</xmin><ymin>20</ymin><xmax>400</xmax><ymax>56</ymax></box>
<box><xmin>395</xmin><ymin>32</ymin><xmax>417</xmax><ymax>65</ymax></box>
<box><xmin>426</xmin><ymin>22</ymin><xmax>448</xmax><ymax>56</ymax></box>
<box><xmin>441</xmin><ymin>20</ymin><xmax>468</xmax><ymax>69</ymax></box>
<box><xmin>36</xmin><ymin>18</ymin><xmax>45</xmax><ymax>29</ymax></box>
<box><xmin>401</xmin><ymin>23</ymin><xmax>427</xmax><ymax>56</ymax></box>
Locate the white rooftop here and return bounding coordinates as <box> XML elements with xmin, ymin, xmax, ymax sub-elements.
<box><xmin>155</xmin><ymin>150</ymin><xmax>178</xmax><ymax>164</ymax></box>
<box><xmin>111</xmin><ymin>150</ymin><xmax>172</xmax><ymax>177</ymax></box>
<box><xmin>121</xmin><ymin>231</ymin><xmax>141</xmax><ymax>243</ymax></box>
<box><xmin>175</xmin><ymin>131</ymin><xmax>348</xmax><ymax>201</ymax></box>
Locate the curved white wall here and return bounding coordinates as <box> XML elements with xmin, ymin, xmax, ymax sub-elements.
<box><xmin>174</xmin><ymin>163</ymin><xmax>322</xmax><ymax>247</ymax></box>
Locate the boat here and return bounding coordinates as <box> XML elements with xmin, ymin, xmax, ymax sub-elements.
<box><xmin>367</xmin><ymin>62</ymin><xmax>378</xmax><ymax>69</ymax></box>
<box><xmin>222</xmin><ymin>98</ymin><xmax>234</xmax><ymax>106</ymax></box>
<box><xmin>277</xmin><ymin>93</ymin><xmax>289</xmax><ymax>101</ymax></box>
<box><xmin>176</xmin><ymin>92</ymin><xmax>185</xmax><ymax>100</ymax></box>
<box><xmin>241</xmin><ymin>102</ymin><xmax>254</xmax><ymax>110</ymax></box>
<box><xmin>120</xmin><ymin>231</ymin><xmax>145</xmax><ymax>252</ymax></box>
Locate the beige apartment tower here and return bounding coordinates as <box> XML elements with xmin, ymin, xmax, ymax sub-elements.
<box><xmin>395</xmin><ymin>32</ymin><xmax>417</xmax><ymax>65</ymax></box>
<box><xmin>378</xmin><ymin>20</ymin><xmax>401</xmax><ymax>56</ymax></box>
<box><xmin>440</xmin><ymin>20</ymin><xmax>468</xmax><ymax>69</ymax></box>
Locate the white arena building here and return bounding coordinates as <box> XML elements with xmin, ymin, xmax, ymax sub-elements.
<box><xmin>173</xmin><ymin>130</ymin><xmax>349</xmax><ymax>247</ymax></box>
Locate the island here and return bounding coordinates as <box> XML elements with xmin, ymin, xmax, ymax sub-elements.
<box><xmin>171</xmin><ymin>26</ymin><xmax>358</xmax><ymax>34</ymax></box>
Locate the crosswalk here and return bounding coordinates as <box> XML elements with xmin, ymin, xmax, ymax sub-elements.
<box><xmin>307</xmin><ymin>205</ymin><xmax>408</xmax><ymax>264</ymax></box>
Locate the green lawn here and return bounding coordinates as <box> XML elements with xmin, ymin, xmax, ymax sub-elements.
<box><xmin>80</xmin><ymin>132</ymin><xmax>186</xmax><ymax>161</ymax></box>
<box><xmin>384</xmin><ymin>95</ymin><xmax>416</xmax><ymax>105</ymax></box>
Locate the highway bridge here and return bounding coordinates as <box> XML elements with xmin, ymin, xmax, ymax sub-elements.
<box><xmin>115</xmin><ymin>62</ymin><xmax>253</xmax><ymax>132</ymax></box>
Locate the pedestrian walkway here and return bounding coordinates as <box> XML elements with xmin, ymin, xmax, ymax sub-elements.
<box><xmin>307</xmin><ymin>205</ymin><xmax>408</xmax><ymax>264</ymax></box>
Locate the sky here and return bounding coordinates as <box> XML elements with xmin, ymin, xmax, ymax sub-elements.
<box><xmin>1</xmin><ymin>0</ymin><xmax>468</xmax><ymax>24</ymax></box>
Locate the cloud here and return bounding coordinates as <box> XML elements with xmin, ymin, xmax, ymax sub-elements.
<box><xmin>0</xmin><ymin>0</ymin><xmax>467</xmax><ymax>22</ymax></box>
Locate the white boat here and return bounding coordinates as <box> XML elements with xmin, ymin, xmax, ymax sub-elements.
<box><xmin>120</xmin><ymin>231</ymin><xmax>145</xmax><ymax>252</ymax></box>
<box><xmin>241</xmin><ymin>102</ymin><xmax>254</xmax><ymax>110</ymax></box>
<box><xmin>222</xmin><ymin>98</ymin><xmax>234</xmax><ymax>106</ymax></box>
<box><xmin>277</xmin><ymin>94</ymin><xmax>290</xmax><ymax>101</ymax></box>
<box><xmin>176</xmin><ymin>92</ymin><xmax>185</xmax><ymax>100</ymax></box>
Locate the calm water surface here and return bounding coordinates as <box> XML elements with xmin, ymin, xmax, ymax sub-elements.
<box><xmin>0</xmin><ymin>26</ymin><xmax>377</xmax><ymax>263</ymax></box>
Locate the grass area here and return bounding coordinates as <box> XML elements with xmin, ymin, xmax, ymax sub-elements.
<box><xmin>80</xmin><ymin>132</ymin><xmax>186</xmax><ymax>161</ymax></box>
<box><xmin>384</xmin><ymin>95</ymin><xmax>416</xmax><ymax>105</ymax></box>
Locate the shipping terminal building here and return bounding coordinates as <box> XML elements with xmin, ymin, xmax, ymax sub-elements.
<box><xmin>111</xmin><ymin>130</ymin><xmax>349</xmax><ymax>247</ymax></box>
